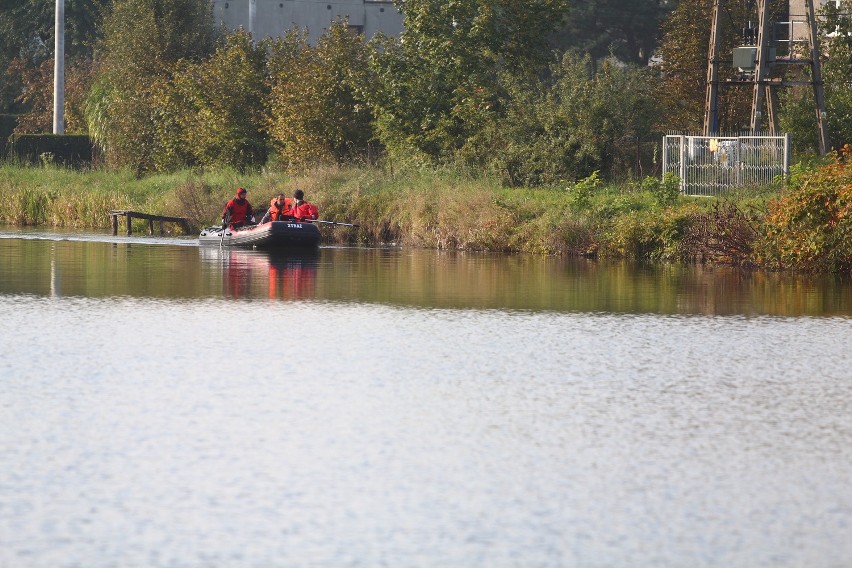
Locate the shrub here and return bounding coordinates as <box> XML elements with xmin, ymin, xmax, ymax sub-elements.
<box><xmin>603</xmin><ymin>205</ymin><xmax>698</xmax><ymax>261</ymax></box>
<box><xmin>268</xmin><ymin>23</ymin><xmax>373</xmax><ymax>169</ymax></box>
<box><xmin>756</xmin><ymin>145</ymin><xmax>852</xmax><ymax>272</ymax></box>
<box><xmin>569</xmin><ymin>170</ymin><xmax>602</xmax><ymax>208</ymax></box>
<box><xmin>168</xmin><ymin>30</ymin><xmax>269</xmax><ymax>171</ymax></box>
<box><xmin>641</xmin><ymin>172</ymin><xmax>680</xmax><ymax>206</ymax></box>
<box><xmin>682</xmin><ymin>200</ymin><xmax>760</xmax><ymax>266</ymax></box>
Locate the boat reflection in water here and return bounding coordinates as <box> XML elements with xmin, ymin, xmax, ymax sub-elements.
<box><xmin>199</xmin><ymin>246</ymin><xmax>319</xmax><ymax>299</ymax></box>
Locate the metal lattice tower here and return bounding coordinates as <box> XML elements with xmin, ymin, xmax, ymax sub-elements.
<box><xmin>703</xmin><ymin>0</ymin><xmax>830</xmax><ymax>155</ymax></box>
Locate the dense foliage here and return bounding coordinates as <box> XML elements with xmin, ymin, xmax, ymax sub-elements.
<box><xmin>465</xmin><ymin>55</ymin><xmax>661</xmax><ymax>185</ymax></box>
<box><xmin>163</xmin><ymin>30</ymin><xmax>269</xmax><ymax>171</ymax></box>
<box><xmin>267</xmin><ymin>24</ymin><xmax>373</xmax><ymax>168</ymax></box>
<box><xmin>85</xmin><ymin>0</ymin><xmax>216</xmax><ymax>172</ymax></box>
<box><xmin>554</xmin><ymin>0</ymin><xmax>673</xmax><ymax>66</ymax></box>
<box><xmin>6</xmin><ymin>0</ymin><xmax>850</xmax><ymax>172</ymax></box>
<box><xmin>366</xmin><ymin>0</ymin><xmax>569</xmax><ymax>165</ymax></box>
<box><xmin>0</xmin><ymin>0</ymin><xmax>107</xmax><ymax>112</ymax></box>
<box><xmin>757</xmin><ymin>145</ymin><xmax>852</xmax><ymax>272</ymax></box>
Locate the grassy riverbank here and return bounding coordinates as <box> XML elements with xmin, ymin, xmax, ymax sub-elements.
<box><xmin>2</xmin><ymin>157</ymin><xmax>850</xmax><ymax>272</ymax></box>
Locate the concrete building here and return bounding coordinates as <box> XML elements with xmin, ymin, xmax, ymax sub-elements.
<box><xmin>211</xmin><ymin>0</ymin><xmax>404</xmax><ymax>44</ymax></box>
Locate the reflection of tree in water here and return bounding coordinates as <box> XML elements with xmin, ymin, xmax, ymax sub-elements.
<box><xmin>222</xmin><ymin>249</ymin><xmax>318</xmax><ymax>299</ymax></box>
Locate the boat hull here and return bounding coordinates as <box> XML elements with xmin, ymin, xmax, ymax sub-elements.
<box><xmin>199</xmin><ymin>221</ymin><xmax>321</xmax><ymax>249</ymax></box>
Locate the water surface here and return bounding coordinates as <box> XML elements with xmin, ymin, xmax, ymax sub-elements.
<box><xmin>1</xmin><ymin>230</ymin><xmax>851</xmax><ymax>567</ymax></box>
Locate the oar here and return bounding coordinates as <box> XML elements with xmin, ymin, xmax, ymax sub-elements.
<box><xmin>309</xmin><ymin>219</ymin><xmax>360</xmax><ymax>228</ymax></box>
<box><xmin>219</xmin><ymin>212</ymin><xmax>231</xmax><ymax>248</ymax></box>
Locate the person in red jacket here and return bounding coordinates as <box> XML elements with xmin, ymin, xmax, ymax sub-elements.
<box><xmin>259</xmin><ymin>193</ymin><xmax>293</xmax><ymax>224</ymax></box>
<box><xmin>288</xmin><ymin>189</ymin><xmax>319</xmax><ymax>221</ymax></box>
<box><xmin>222</xmin><ymin>187</ymin><xmax>254</xmax><ymax>228</ymax></box>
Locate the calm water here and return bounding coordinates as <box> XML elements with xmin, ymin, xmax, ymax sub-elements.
<box><xmin>1</xmin><ymin>228</ymin><xmax>851</xmax><ymax>567</ymax></box>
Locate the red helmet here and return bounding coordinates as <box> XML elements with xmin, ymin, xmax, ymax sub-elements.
<box><xmin>236</xmin><ymin>187</ymin><xmax>246</xmax><ymax>197</ymax></box>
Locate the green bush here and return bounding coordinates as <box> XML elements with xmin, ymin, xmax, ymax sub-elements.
<box><xmin>468</xmin><ymin>55</ymin><xmax>662</xmax><ymax>186</ymax></box>
<box><xmin>602</xmin><ymin>206</ymin><xmax>697</xmax><ymax>261</ymax></box>
<box><xmin>268</xmin><ymin>23</ymin><xmax>373</xmax><ymax>169</ymax></box>
<box><xmin>641</xmin><ymin>172</ymin><xmax>681</xmax><ymax>206</ymax></box>
<box><xmin>569</xmin><ymin>170</ymin><xmax>602</xmax><ymax>208</ymax></box>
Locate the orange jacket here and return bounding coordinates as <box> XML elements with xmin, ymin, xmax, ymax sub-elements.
<box><xmin>267</xmin><ymin>197</ymin><xmax>293</xmax><ymax>221</ymax></box>
<box><xmin>289</xmin><ymin>200</ymin><xmax>319</xmax><ymax>221</ymax></box>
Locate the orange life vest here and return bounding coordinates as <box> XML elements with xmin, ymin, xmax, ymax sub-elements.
<box><xmin>267</xmin><ymin>197</ymin><xmax>293</xmax><ymax>221</ymax></box>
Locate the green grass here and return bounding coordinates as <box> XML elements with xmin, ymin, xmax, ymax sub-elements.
<box><xmin>0</xmin><ymin>162</ymin><xmax>784</xmax><ymax>260</ymax></box>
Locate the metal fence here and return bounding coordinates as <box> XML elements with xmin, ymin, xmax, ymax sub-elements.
<box><xmin>662</xmin><ymin>133</ymin><xmax>790</xmax><ymax>196</ymax></box>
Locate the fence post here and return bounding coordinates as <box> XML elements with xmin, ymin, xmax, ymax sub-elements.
<box><xmin>783</xmin><ymin>133</ymin><xmax>790</xmax><ymax>177</ymax></box>
<box><xmin>679</xmin><ymin>136</ymin><xmax>687</xmax><ymax>193</ymax></box>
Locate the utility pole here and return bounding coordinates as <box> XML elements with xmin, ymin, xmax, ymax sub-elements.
<box><xmin>53</xmin><ymin>0</ymin><xmax>65</xmax><ymax>134</ymax></box>
<box><xmin>249</xmin><ymin>0</ymin><xmax>256</xmax><ymax>36</ymax></box>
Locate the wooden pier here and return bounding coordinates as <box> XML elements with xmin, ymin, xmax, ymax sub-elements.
<box><xmin>109</xmin><ymin>210</ymin><xmax>191</xmax><ymax>236</ymax></box>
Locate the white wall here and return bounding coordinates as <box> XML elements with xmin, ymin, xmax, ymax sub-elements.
<box><xmin>211</xmin><ymin>0</ymin><xmax>404</xmax><ymax>44</ymax></box>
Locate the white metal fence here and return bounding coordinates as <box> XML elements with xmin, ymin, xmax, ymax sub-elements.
<box><xmin>662</xmin><ymin>134</ymin><xmax>790</xmax><ymax>196</ymax></box>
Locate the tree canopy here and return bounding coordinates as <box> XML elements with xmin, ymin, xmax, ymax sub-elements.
<box><xmin>553</xmin><ymin>0</ymin><xmax>675</xmax><ymax>66</ymax></box>
<box><xmin>86</xmin><ymin>0</ymin><xmax>216</xmax><ymax>171</ymax></box>
<box><xmin>0</xmin><ymin>0</ymin><xmax>107</xmax><ymax>112</ymax></box>
<box><xmin>367</xmin><ymin>0</ymin><xmax>569</xmax><ymax>164</ymax></box>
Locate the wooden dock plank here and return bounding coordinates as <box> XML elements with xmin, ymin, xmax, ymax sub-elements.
<box><xmin>108</xmin><ymin>210</ymin><xmax>191</xmax><ymax>236</ymax></box>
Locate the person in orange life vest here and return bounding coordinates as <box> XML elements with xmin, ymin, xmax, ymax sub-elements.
<box><xmin>287</xmin><ymin>189</ymin><xmax>319</xmax><ymax>221</ymax></box>
<box><xmin>222</xmin><ymin>187</ymin><xmax>255</xmax><ymax>228</ymax></box>
<box><xmin>259</xmin><ymin>193</ymin><xmax>293</xmax><ymax>224</ymax></box>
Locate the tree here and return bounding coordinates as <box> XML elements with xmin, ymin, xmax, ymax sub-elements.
<box><xmin>552</xmin><ymin>0</ymin><xmax>675</xmax><ymax>66</ymax></box>
<box><xmin>9</xmin><ymin>55</ymin><xmax>94</xmax><ymax>133</ymax></box>
<box><xmin>162</xmin><ymin>30</ymin><xmax>269</xmax><ymax>171</ymax></box>
<box><xmin>366</xmin><ymin>0</ymin><xmax>569</xmax><ymax>164</ymax></box>
<box><xmin>471</xmin><ymin>55</ymin><xmax>662</xmax><ymax>185</ymax></box>
<box><xmin>0</xmin><ymin>0</ymin><xmax>107</xmax><ymax>112</ymax></box>
<box><xmin>267</xmin><ymin>22</ymin><xmax>374</xmax><ymax>169</ymax></box>
<box><xmin>86</xmin><ymin>0</ymin><xmax>216</xmax><ymax>171</ymax></box>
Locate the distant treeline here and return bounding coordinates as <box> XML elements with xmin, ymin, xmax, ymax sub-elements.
<box><xmin>2</xmin><ymin>0</ymin><xmax>852</xmax><ymax>183</ymax></box>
